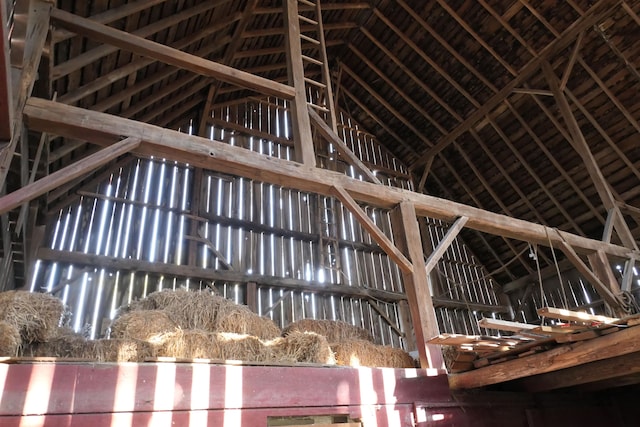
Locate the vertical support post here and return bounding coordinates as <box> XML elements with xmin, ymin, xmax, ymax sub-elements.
<box><xmin>247</xmin><ymin>281</ymin><xmax>257</xmax><ymax>312</ymax></box>
<box><xmin>188</xmin><ymin>168</ymin><xmax>203</xmax><ymax>267</ymax></box>
<box><xmin>0</xmin><ymin>0</ymin><xmax>13</xmax><ymax>141</ymax></box>
<box><xmin>390</xmin><ymin>201</ymin><xmax>443</xmax><ymax>369</ymax></box>
<box><xmin>283</xmin><ymin>0</ymin><xmax>316</xmax><ymax>166</ymax></box>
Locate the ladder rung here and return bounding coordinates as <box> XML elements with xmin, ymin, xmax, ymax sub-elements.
<box><xmin>300</xmin><ymin>34</ymin><xmax>320</xmax><ymax>45</ymax></box>
<box><xmin>308</xmin><ymin>103</ymin><xmax>330</xmax><ymax>112</ymax></box>
<box><xmin>298</xmin><ymin>15</ymin><xmax>318</xmax><ymax>25</ymax></box>
<box><xmin>301</xmin><ymin>54</ymin><xmax>323</xmax><ymax>66</ymax></box>
<box><xmin>298</xmin><ymin>0</ymin><xmax>316</xmax><ymax>6</ymax></box>
<box><xmin>304</xmin><ymin>77</ymin><xmax>326</xmax><ymax>88</ymax></box>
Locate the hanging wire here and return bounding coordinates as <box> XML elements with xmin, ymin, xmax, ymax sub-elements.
<box><xmin>530</xmin><ymin>243</ymin><xmax>549</xmax><ymax>317</ymax></box>
<box><xmin>547</xmin><ymin>228</ymin><xmax>569</xmax><ymax>309</ymax></box>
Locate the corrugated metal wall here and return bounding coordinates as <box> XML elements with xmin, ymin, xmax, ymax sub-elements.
<box><xmin>32</xmin><ymin>98</ymin><xmax>507</xmax><ymax>344</ymax></box>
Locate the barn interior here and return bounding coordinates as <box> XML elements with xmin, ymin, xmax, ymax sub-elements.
<box><xmin>1</xmin><ymin>0</ymin><xmax>640</xmax><ymax>425</ymax></box>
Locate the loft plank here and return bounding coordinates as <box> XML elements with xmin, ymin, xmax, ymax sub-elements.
<box><xmin>478</xmin><ymin>318</ymin><xmax>538</xmax><ymax>333</ymax></box>
<box><xmin>449</xmin><ymin>322</ymin><xmax>640</xmax><ymax>389</ymax></box>
<box><xmin>537</xmin><ymin>307</ymin><xmax>619</xmax><ymax>324</ymax></box>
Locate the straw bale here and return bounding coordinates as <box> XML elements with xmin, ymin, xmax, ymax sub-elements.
<box><xmin>331</xmin><ymin>340</ymin><xmax>415</xmax><ymax>368</ymax></box>
<box><xmin>29</xmin><ymin>333</ymin><xmax>88</xmax><ymax>358</ymax></box>
<box><xmin>0</xmin><ymin>290</ymin><xmax>67</xmax><ymax>343</ymax></box>
<box><xmin>93</xmin><ymin>339</ymin><xmax>156</xmax><ymax>362</ymax></box>
<box><xmin>216</xmin><ymin>304</ymin><xmax>281</xmax><ymax>339</ymax></box>
<box><xmin>216</xmin><ymin>332</ymin><xmax>272</xmax><ymax>362</ymax></box>
<box><xmin>110</xmin><ymin>310</ymin><xmax>179</xmax><ymax>343</ymax></box>
<box><xmin>0</xmin><ymin>321</ymin><xmax>21</xmax><ymax>357</ymax></box>
<box><xmin>283</xmin><ymin>319</ymin><xmax>373</xmax><ymax>343</ymax></box>
<box><xmin>125</xmin><ymin>289</ymin><xmax>282</xmax><ymax>338</ymax></box>
<box><xmin>156</xmin><ymin>329</ymin><xmax>220</xmax><ymax>359</ymax></box>
<box><xmin>268</xmin><ymin>331</ymin><xmax>335</xmax><ymax>364</ymax></box>
<box><xmin>127</xmin><ymin>289</ymin><xmax>226</xmax><ymax>331</ymax></box>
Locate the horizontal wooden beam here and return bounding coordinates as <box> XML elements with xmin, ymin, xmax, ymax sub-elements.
<box><xmin>49</xmin><ymin>8</ymin><xmax>295</xmax><ymax>99</ymax></box>
<box><xmin>511</xmin><ymin>350</ymin><xmax>640</xmax><ymax>392</ymax></box>
<box><xmin>23</xmin><ymin>98</ymin><xmax>639</xmax><ymax>261</ymax></box>
<box><xmin>0</xmin><ymin>137</ymin><xmax>140</xmax><ymax>215</ymax></box>
<box><xmin>36</xmin><ymin>248</ymin><xmax>406</xmax><ymax>302</ymax></box>
<box><xmin>449</xmin><ymin>322</ymin><xmax>640</xmax><ymax>389</ymax></box>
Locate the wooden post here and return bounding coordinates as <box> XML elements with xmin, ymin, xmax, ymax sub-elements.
<box><xmin>282</xmin><ymin>0</ymin><xmax>316</xmax><ymax>166</ymax></box>
<box><xmin>0</xmin><ymin>0</ymin><xmax>12</xmax><ymax>141</ymax></box>
<box><xmin>390</xmin><ymin>201</ymin><xmax>443</xmax><ymax>369</ymax></box>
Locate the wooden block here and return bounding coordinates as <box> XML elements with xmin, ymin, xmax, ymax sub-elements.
<box><xmin>537</xmin><ymin>307</ymin><xmax>618</xmax><ymax>325</ymax></box>
<box><xmin>533</xmin><ymin>324</ymin><xmax>589</xmax><ymax>335</ymax></box>
<box><xmin>478</xmin><ymin>318</ymin><xmax>538</xmax><ymax>333</ymax></box>
<box><xmin>554</xmin><ymin>329</ymin><xmax>599</xmax><ymax>343</ymax></box>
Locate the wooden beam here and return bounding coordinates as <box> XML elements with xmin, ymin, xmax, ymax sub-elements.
<box><xmin>449</xmin><ymin>323</ymin><xmax>640</xmax><ymax>389</ymax></box>
<box><xmin>542</xmin><ymin>60</ymin><xmax>637</xmax><ymax>250</ymax></box>
<box><xmin>559</xmin><ymin>30</ymin><xmax>585</xmax><ymax>90</ymax></box>
<box><xmin>308</xmin><ymin>107</ymin><xmax>381</xmax><ymax>184</ymax></box>
<box><xmin>367</xmin><ymin>299</ymin><xmax>404</xmax><ymax>337</ymax></box>
<box><xmin>0</xmin><ymin>137</ymin><xmax>140</xmax><ymax>215</ymax></box>
<box><xmin>22</xmin><ymin>98</ymin><xmax>639</xmax><ymax>261</ymax></box>
<box><xmin>511</xmin><ymin>350</ymin><xmax>640</xmax><ymax>392</ymax></box>
<box><xmin>536</xmin><ymin>306</ymin><xmax>618</xmax><ymax>324</ymax></box>
<box><xmin>49</xmin><ymin>8</ymin><xmax>295</xmax><ymax>100</ymax></box>
<box><xmin>425</xmin><ymin>216</ymin><xmax>469</xmax><ymax>275</ymax></box>
<box><xmin>329</xmin><ymin>185</ymin><xmax>412</xmax><ymax>273</ymax></box>
<box><xmin>410</xmin><ymin>0</ymin><xmax>620</xmax><ymax>169</ymax></box>
<box><xmin>477</xmin><ymin>318</ymin><xmax>538</xmax><ymax>333</ymax></box>
<box><xmin>557</xmin><ymin>239</ymin><xmax>621</xmax><ymax>310</ymax></box>
<box><xmin>390</xmin><ymin>201</ymin><xmax>442</xmax><ymax>369</ymax></box>
<box><xmin>0</xmin><ymin>0</ymin><xmax>12</xmax><ymax>141</ymax></box>
<box><xmin>0</xmin><ymin>0</ymin><xmax>51</xmax><ymax>189</ymax></box>
<box><xmin>36</xmin><ymin>248</ymin><xmax>407</xmax><ymax>303</ymax></box>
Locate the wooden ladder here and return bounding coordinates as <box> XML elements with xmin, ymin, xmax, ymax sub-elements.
<box><xmin>296</xmin><ymin>0</ymin><xmax>338</xmax><ymax>133</ymax></box>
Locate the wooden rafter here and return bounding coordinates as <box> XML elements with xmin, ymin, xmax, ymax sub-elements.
<box><xmin>410</xmin><ymin>0</ymin><xmax>620</xmax><ymax>169</ymax></box>
<box><xmin>50</xmin><ymin>8</ymin><xmax>295</xmax><ymax>99</ymax></box>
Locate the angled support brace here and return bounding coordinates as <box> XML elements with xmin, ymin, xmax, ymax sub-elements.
<box><xmin>425</xmin><ymin>216</ymin><xmax>469</xmax><ymax>276</ymax></box>
<box><xmin>0</xmin><ymin>137</ymin><xmax>140</xmax><ymax>215</ymax></box>
<box><xmin>309</xmin><ymin>107</ymin><xmax>381</xmax><ymax>184</ymax></box>
<box><xmin>330</xmin><ymin>185</ymin><xmax>412</xmax><ymax>273</ymax></box>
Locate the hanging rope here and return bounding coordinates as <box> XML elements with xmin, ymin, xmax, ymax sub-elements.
<box><xmin>546</xmin><ymin>227</ymin><xmax>569</xmax><ymax>309</ymax></box>
<box><xmin>530</xmin><ymin>243</ymin><xmax>548</xmax><ymax>310</ymax></box>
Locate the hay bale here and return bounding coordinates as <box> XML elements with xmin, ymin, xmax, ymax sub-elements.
<box><xmin>0</xmin><ymin>321</ymin><xmax>21</xmax><ymax>357</ymax></box>
<box><xmin>216</xmin><ymin>304</ymin><xmax>281</xmax><ymax>339</ymax></box>
<box><xmin>93</xmin><ymin>339</ymin><xmax>155</xmax><ymax>362</ymax></box>
<box><xmin>110</xmin><ymin>310</ymin><xmax>179</xmax><ymax>343</ymax></box>
<box><xmin>156</xmin><ymin>329</ymin><xmax>220</xmax><ymax>359</ymax></box>
<box><xmin>0</xmin><ymin>290</ymin><xmax>67</xmax><ymax>343</ymax></box>
<box><xmin>127</xmin><ymin>289</ymin><xmax>224</xmax><ymax>331</ymax></box>
<box><xmin>268</xmin><ymin>331</ymin><xmax>335</xmax><ymax>364</ymax></box>
<box><xmin>125</xmin><ymin>289</ymin><xmax>282</xmax><ymax>338</ymax></box>
<box><xmin>216</xmin><ymin>332</ymin><xmax>271</xmax><ymax>362</ymax></box>
<box><xmin>331</xmin><ymin>340</ymin><xmax>415</xmax><ymax>368</ymax></box>
<box><xmin>29</xmin><ymin>332</ymin><xmax>88</xmax><ymax>358</ymax></box>
<box><xmin>283</xmin><ymin>319</ymin><xmax>373</xmax><ymax>343</ymax></box>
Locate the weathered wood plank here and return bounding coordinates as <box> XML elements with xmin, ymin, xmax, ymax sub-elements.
<box><xmin>536</xmin><ymin>306</ymin><xmax>619</xmax><ymax>324</ymax></box>
<box><xmin>449</xmin><ymin>323</ymin><xmax>640</xmax><ymax>389</ymax></box>
<box><xmin>425</xmin><ymin>216</ymin><xmax>468</xmax><ymax>275</ymax></box>
<box><xmin>0</xmin><ymin>0</ymin><xmax>12</xmax><ymax>141</ymax></box>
